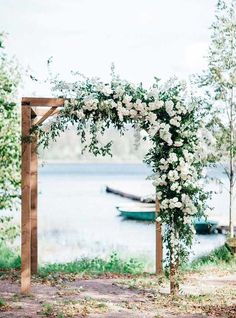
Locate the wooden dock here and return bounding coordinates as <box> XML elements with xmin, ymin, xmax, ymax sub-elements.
<box><xmin>105</xmin><ymin>185</ymin><xmax>154</xmax><ymax>203</ymax></box>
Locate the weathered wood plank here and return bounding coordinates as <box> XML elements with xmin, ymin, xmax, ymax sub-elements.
<box><xmin>30</xmin><ymin>135</ymin><xmax>38</xmax><ymax>274</ymax></box>
<box><xmin>21</xmin><ymin>106</ymin><xmax>31</xmax><ymax>294</ymax></box>
<box><xmin>22</xmin><ymin>97</ymin><xmax>64</xmax><ymax>107</ymax></box>
<box><xmin>155</xmin><ymin>199</ymin><xmax>163</xmax><ymax>274</ymax></box>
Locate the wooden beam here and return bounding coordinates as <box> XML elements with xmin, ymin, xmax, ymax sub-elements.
<box><xmin>33</xmin><ymin>107</ymin><xmax>58</xmax><ymax>126</ymax></box>
<box><xmin>22</xmin><ymin>97</ymin><xmax>64</xmax><ymax>107</ymax></box>
<box><xmin>31</xmin><ymin>106</ymin><xmax>62</xmax><ymax>117</ymax></box>
<box><xmin>21</xmin><ymin>106</ymin><xmax>32</xmax><ymax>294</ymax></box>
<box><xmin>155</xmin><ymin>199</ymin><xmax>163</xmax><ymax>274</ymax></box>
<box><xmin>30</xmin><ymin>134</ymin><xmax>38</xmax><ymax>274</ymax></box>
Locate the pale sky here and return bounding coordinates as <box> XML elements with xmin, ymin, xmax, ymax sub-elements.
<box><xmin>0</xmin><ymin>0</ymin><xmax>216</xmax><ymax>96</ymax></box>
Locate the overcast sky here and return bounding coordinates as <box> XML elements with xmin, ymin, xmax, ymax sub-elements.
<box><xmin>0</xmin><ymin>0</ymin><xmax>216</xmax><ymax>95</ymax></box>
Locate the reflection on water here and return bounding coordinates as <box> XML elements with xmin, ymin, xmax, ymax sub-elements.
<box><xmin>31</xmin><ymin>163</ymin><xmax>227</xmax><ymax>271</ymax></box>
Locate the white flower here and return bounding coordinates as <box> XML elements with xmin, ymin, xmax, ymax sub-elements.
<box><xmin>148</xmin><ymin>122</ymin><xmax>161</xmax><ymax>137</ymax></box>
<box><xmin>156</xmin><ymin>216</ymin><xmax>162</xmax><ymax>222</ymax></box>
<box><xmin>159</xmin><ymin>158</ymin><xmax>169</xmax><ymax>170</ymax></box>
<box><xmin>148</xmin><ymin>88</ymin><xmax>159</xmax><ymax>98</ymax></box>
<box><xmin>156</xmin><ymin>191</ymin><xmax>162</xmax><ymax>200</ymax></box>
<box><xmin>123</xmin><ymin>95</ymin><xmax>132</xmax><ymax>104</ymax></box>
<box><xmin>110</xmin><ymin>101</ymin><xmax>117</xmax><ymax>109</ymax></box>
<box><xmin>147</xmin><ymin>112</ymin><xmax>157</xmax><ymax>124</ymax></box>
<box><xmin>181</xmin><ymin>194</ymin><xmax>197</xmax><ymax>215</ymax></box>
<box><xmin>76</xmin><ymin>110</ymin><xmax>85</xmax><ymax>119</ymax></box>
<box><xmin>169</xmin><ymin>197</ymin><xmax>182</xmax><ymax>209</ymax></box>
<box><xmin>102</xmin><ymin>85</ymin><xmax>112</xmax><ymax>96</ymax></box>
<box><xmin>159</xmin><ymin>125</ymin><xmax>172</xmax><ymax>145</ymax></box>
<box><xmin>153</xmin><ymin>174</ymin><xmax>167</xmax><ymax>186</ymax></box>
<box><xmin>165</xmin><ymin>100</ymin><xmax>175</xmax><ymax>116</ymax></box>
<box><xmin>183</xmin><ymin>149</ymin><xmax>194</xmax><ymax>163</ymax></box>
<box><xmin>168</xmin><ymin>170</ymin><xmax>179</xmax><ymax>182</ymax></box>
<box><xmin>170</xmin><ymin>116</ymin><xmax>181</xmax><ymax>127</ymax></box>
<box><xmin>114</xmin><ymin>86</ymin><xmax>125</xmax><ymax>97</ymax></box>
<box><xmin>83</xmin><ymin>96</ymin><xmax>99</xmax><ymax>111</ymax></box>
<box><xmin>148</xmin><ymin>100</ymin><xmax>164</xmax><ymax>110</ymax></box>
<box><xmin>130</xmin><ymin>109</ymin><xmax>138</xmax><ymax>117</ymax></box>
<box><xmin>135</xmin><ymin>100</ymin><xmax>145</xmax><ymax>112</ymax></box>
<box><xmin>168</xmin><ymin>153</ymin><xmax>178</xmax><ymax>163</ymax></box>
<box><xmin>174</xmin><ymin>140</ymin><xmax>183</xmax><ymax>147</ymax></box>
<box><xmin>177</xmin><ymin>160</ymin><xmax>190</xmax><ymax>181</ymax></box>
<box><xmin>160</xmin><ymin>199</ymin><xmax>169</xmax><ymax>210</ymax></box>
<box><xmin>170</xmin><ymin>182</ymin><xmax>179</xmax><ymax>191</ymax></box>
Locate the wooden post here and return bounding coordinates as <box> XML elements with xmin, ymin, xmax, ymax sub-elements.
<box><xmin>155</xmin><ymin>199</ymin><xmax>163</xmax><ymax>274</ymax></box>
<box><xmin>21</xmin><ymin>105</ymin><xmax>32</xmax><ymax>294</ymax></box>
<box><xmin>30</xmin><ymin>133</ymin><xmax>38</xmax><ymax>274</ymax></box>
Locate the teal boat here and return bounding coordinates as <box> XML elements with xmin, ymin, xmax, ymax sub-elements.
<box><xmin>117</xmin><ymin>204</ymin><xmax>156</xmax><ymax>222</ymax></box>
<box><xmin>117</xmin><ymin>204</ymin><xmax>218</xmax><ymax>234</ymax></box>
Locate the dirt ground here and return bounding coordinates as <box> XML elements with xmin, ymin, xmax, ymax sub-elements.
<box><xmin>0</xmin><ymin>270</ymin><xmax>236</xmax><ymax>318</ymax></box>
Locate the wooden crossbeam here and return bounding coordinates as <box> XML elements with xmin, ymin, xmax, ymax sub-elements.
<box><xmin>22</xmin><ymin>97</ymin><xmax>64</xmax><ymax>107</ymax></box>
<box><xmin>31</xmin><ymin>106</ymin><xmax>62</xmax><ymax>117</ymax></box>
<box><xmin>33</xmin><ymin>107</ymin><xmax>59</xmax><ymax>126</ymax></box>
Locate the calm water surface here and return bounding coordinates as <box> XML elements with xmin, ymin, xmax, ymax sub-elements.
<box><xmin>34</xmin><ymin>163</ymin><xmax>227</xmax><ymax>271</ymax></box>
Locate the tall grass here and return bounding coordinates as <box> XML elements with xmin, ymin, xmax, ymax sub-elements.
<box><xmin>0</xmin><ymin>244</ymin><xmax>21</xmax><ymax>270</ymax></box>
<box><xmin>39</xmin><ymin>253</ymin><xmax>144</xmax><ymax>277</ymax></box>
<box><xmin>185</xmin><ymin>244</ymin><xmax>235</xmax><ymax>271</ymax></box>
<box><xmin>0</xmin><ymin>244</ymin><xmax>144</xmax><ymax>276</ymax></box>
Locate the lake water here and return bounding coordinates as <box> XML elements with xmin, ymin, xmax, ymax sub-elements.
<box><xmin>30</xmin><ymin>163</ymin><xmax>228</xmax><ymax>271</ymax></box>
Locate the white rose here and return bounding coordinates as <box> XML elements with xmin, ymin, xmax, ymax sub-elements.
<box><xmin>168</xmin><ymin>170</ymin><xmax>179</xmax><ymax>182</ymax></box>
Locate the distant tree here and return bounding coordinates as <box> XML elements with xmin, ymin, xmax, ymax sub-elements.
<box><xmin>0</xmin><ymin>33</ymin><xmax>20</xmax><ymax>241</ymax></box>
<box><xmin>197</xmin><ymin>0</ymin><xmax>236</xmax><ymax>237</ymax></box>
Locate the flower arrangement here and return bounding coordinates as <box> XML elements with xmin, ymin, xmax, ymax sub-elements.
<box><xmin>32</xmin><ymin>72</ymin><xmax>209</xmax><ymax>293</ymax></box>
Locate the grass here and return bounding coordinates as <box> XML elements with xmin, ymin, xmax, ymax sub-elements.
<box><xmin>39</xmin><ymin>252</ymin><xmax>144</xmax><ymax>277</ymax></box>
<box><xmin>185</xmin><ymin>244</ymin><xmax>236</xmax><ymax>272</ymax></box>
<box><xmin>0</xmin><ymin>242</ymin><xmax>235</xmax><ymax>277</ymax></box>
<box><xmin>40</xmin><ymin>299</ymin><xmax>109</xmax><ymax>317</ymax></box>
<box><xmin>0</xmin><ymin>244</ymin><xmax>21</xmax><ymax>270</ymax></box>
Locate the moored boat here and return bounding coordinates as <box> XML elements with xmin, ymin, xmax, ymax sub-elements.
<box><xmin>116</xmin><ymin>204</ymin><xmax>218</xmax><ymax>234</ymax></box>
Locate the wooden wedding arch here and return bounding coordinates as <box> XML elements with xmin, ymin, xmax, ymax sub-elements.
<box><xmin>21</xmin><ymin>97</ymin><xmax>163</xmax><ymax>294</ymax></box>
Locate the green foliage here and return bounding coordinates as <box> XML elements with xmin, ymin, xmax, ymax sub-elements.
<box><xmin>0</xmin><ymin>243</ymin><xmax>21</xmax><ymax>270</ymax></box>
<box><xmin>0</xmin><ymin>33</ymin><xmax>20</xmax><ymax>243</ymax></box>
<box><xmin>186</xmin><ymin>244</ymin><xmax>235</xmax><ymax>270</ymax></box>
<box><xmin>39</xmin><ymin>252</ymin><xmax>144</xmax><ymax>277</ymax></box>
<box><xmin>0</xmin><ymin>33</ymin><xmax>20</xmax><ymax>212</ymax></box>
